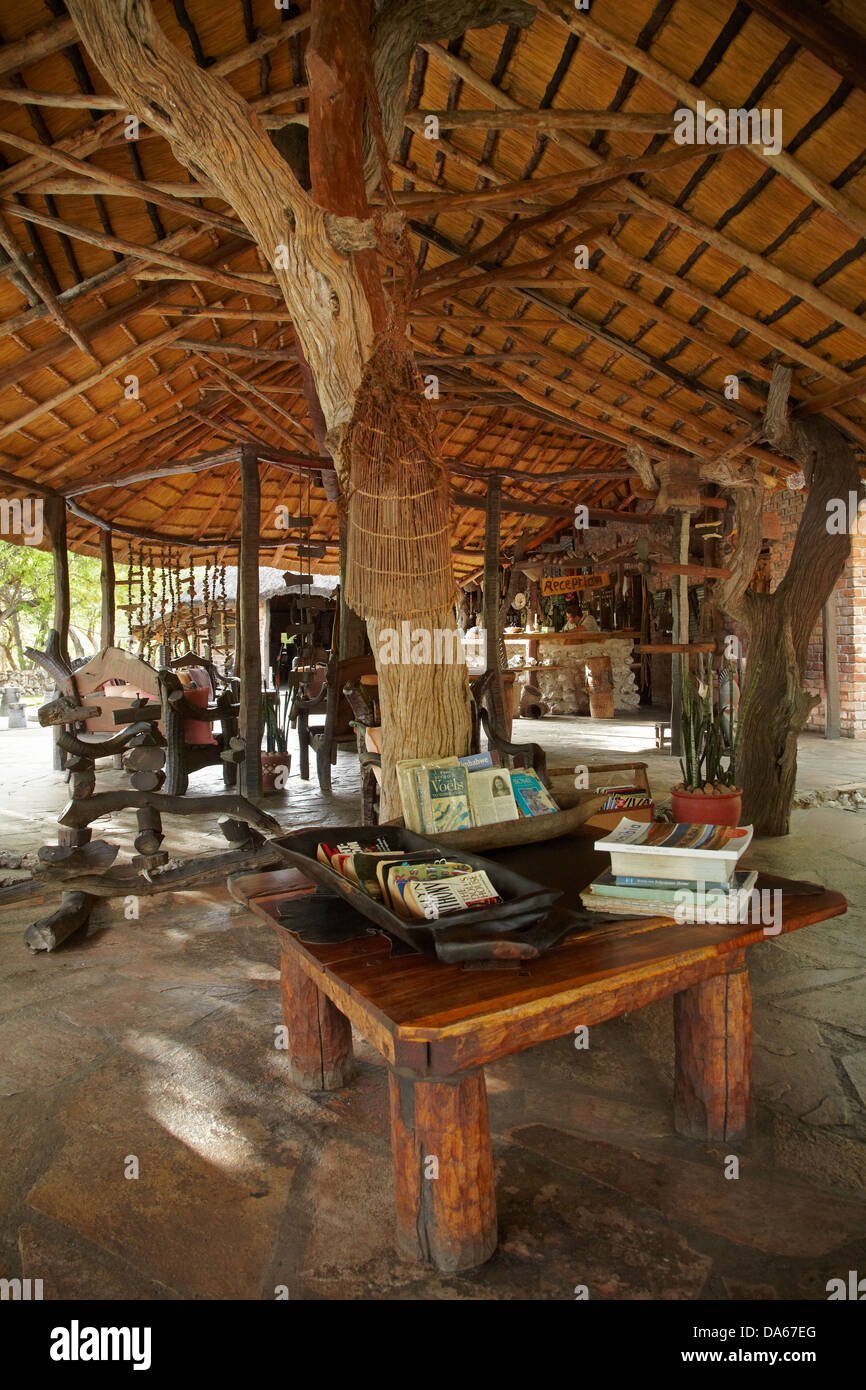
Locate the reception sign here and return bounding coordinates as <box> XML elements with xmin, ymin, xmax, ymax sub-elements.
<box><xmin>540</xmin><ymin>571</ymin><xmax>610</xmax><ymax>597</ymax></box>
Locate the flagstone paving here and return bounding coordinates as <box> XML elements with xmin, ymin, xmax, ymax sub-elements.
<box><xmin>0</xmin><ymin>717</ymin><xmax>864</xmax><ymax>1300</ymax></box>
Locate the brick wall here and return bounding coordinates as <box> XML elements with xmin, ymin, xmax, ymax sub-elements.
<box><xmin>764</xmin><ymin>488</ymin><xmax>866</xmax><ymax>739</ymax></box>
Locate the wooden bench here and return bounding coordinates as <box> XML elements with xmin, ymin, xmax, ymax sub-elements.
<box><xmin>232</xmin><ymin>831</ymin><xmax>846</xmax><ymax>1274</ymax></box>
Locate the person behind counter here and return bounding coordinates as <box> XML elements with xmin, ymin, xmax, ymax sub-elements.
<box><xmin>563</xmin><ymin>600</ymin><xmax>600</xmax><ymax>633</ymax></box>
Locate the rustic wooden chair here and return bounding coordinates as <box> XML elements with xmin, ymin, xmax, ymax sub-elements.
<box><xmin>342</xmin><ymin>673</ymin><xmax>382</xmax><ymax>824</ymax></box>
<box><xmin>295</xmin><ymin>652</ymin><xmax>376</xmax><ymax>793</ymax></box>
<box><xmin>157</xmin><ymin>651</ymin><xmax>240</xmax><ymax>796</ymax></box>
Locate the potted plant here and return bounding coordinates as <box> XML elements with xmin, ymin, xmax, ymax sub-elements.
<box><xmin>261</xmin><ymin>687</ymin><xmax>291</xmax><ymax>793</ymax></box>
<box><xmin>670</xmin><ymin>659</ymin><xmax>755</xmax><ymax>826</ymax></box>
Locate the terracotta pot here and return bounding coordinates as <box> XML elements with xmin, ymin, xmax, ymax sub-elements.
<box><xmin>671</xmin><ymin>785</ymin><xmax>742</xmax><ymax>826</ymax></box>
<box><xmin>261</xmin><ymin>751</ymin><xmax>290</xmax><ymax>793</ymax></box>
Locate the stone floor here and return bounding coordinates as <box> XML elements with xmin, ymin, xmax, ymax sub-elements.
<box><xmin>0</xmin><ymin>715</ymin><xmax>865</xmax><ymax>1300</ymax></box>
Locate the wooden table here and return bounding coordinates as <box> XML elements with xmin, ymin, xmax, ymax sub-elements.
<box><xmin>232</xmin><ymin>833</ymin><xmax>846</xmax><ymax>1273</ymax></box>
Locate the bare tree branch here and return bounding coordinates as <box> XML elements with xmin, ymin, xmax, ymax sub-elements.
<box><xmin>368</xmin><ymin>0</ymin><xmax>536</xmax><ymax>188</ymax></box>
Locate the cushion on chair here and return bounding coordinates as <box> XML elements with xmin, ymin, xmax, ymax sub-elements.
<box><xmin>180</xmin><ymin>685</ymin><xmax>216</xmax><ymax>745</ymax></box>
<box><xmin>176</xmin><ymin>665</ymin><xmax>213</xmax><ymax>693</ymax></box>
<box><xmin>365</xmin><ymin>726</ymin><xmax>383</xmax><ymax>755</ymax></box>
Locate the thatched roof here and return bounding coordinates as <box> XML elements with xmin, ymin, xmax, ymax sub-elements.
<box><xmin>0</xmin><ymin>0</ymin><xmax>864</xmax><ymax>579</ymax></box>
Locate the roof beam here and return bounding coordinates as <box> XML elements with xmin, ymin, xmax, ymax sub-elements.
<box><xmin>0</xmin><ymin>128</ymin><xmax>251</xmax><ymax>240</ymax></box>
<box><xmin>0</xmin><ymin>215</ymin><xmax>93</xmax><ymax>359</ymax></box>
<box><xmin>421</xmin><ymin>39</ymin><xmax>866</xmax><ymax>348</ymax></box>
<box><xmin>0</xmin><ymin>17</ymin><xmax>77</xmax><ymax>80</ymax></box>
<box><xmin>0</xmin><ymin>200</ymin><xmax>279</xmax><ymax>299</ymax></box>
<box><xmin>62</xmin><ymin>446</ymin><xmax>241</xmax><ymax>495</ymax></box>
<box><xmin>743</xmin><ymin>0</ymin><xmax>866</xmax><ymax>94</ymax></box>
<box><xmin>404</xmin><ymin>109</ymin><xmax>678</xmax><ymax>134</ymax></box>
<box><xmin>545</xmin><ymin>1</ymin><xmax>866</xmax><ymax>242</ymax></box>
<box><xmin>396</xmin><ymin>144</ymin><xmax>706</xmax><ymax>219</ymax></box>
<box><xmin>0</xmin><ymin>324</ymin><xmax>188</xmax><ymax>445</ymax></box>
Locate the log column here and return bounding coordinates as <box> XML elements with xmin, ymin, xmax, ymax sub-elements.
<box><xmin>823</xmin><ymin>595</ymin><xmax>841</xmax><ymax>739</ymax></box>
<box><xmin>388</xmin><ymin>1068</ymin><xmax>497</xmax><ymax>1272</ymax></box>
<box><xmin>44</xmin><ymin>495</ymin><xmax>70</xmax><ymax>771</ymax></box>
<box><xmin>674</xmin><ymin>957</ymin><xmax>751</xmax><ymax>1143</ymax></box>
<box><xmin>482</xmin><ymin>476</ymin><xmax>506</xmax><ymax>734</ymax></box>
<box><xmin>670</xmin><ymin>511</ymin><xmax>690</xmax><ymax>758</ymax></box>
<box><xmin>99</xmin><ymin>527</ymin><xmax>115</xmax><ymax>650</ymax></box>
<box><xmin>279</xmin><ymin>953</ymin><xmax>354</xmax><ymax>1090</ymax></box>
<box><xmin>237</xmin><ymin>446</ymin><xmax>262</xmax><ymax>798</ymax></box>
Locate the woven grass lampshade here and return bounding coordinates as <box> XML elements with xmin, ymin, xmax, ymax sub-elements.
<box><xmin>343</xmin><ymin>338</ymin><xmax>455</xmax><ymax>621</ymax></box>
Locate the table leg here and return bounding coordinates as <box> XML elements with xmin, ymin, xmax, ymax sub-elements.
<box><xmin>674</xmin><ymin>962</ymin><xmax>751</xmax><ymax>1143</ymax></box>
<box><xmin>388</xmin><ymin>1069</ymin><xmax>497</xmax><ymax>1272</ymax></box>
<box><xmin>280</xmin><ymin>952</ymin><xmax>354</xmax><ymax>1091</ymax></box>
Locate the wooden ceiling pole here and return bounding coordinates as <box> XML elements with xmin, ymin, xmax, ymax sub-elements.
<box><xmin>0</xmin><ymin>129</ymin><xmax>251</xmax><ymax>240</ymax></box>
<box><xmin>0</xmin><ymin>201</ymin><xmax>279</xmax><ymax>299</ymax></box>
<box><xmin>401</xmin><ymin>151</ymin><xmax>862</xmax><ymax>434</ymax></box>
<box><xmin>421</xmin><ymin>39</ymin><xmax>866</xmax><ymax>350</ymax></box>
<box><xmin>0</xmin><ymin>225</ymin><xmax>206</xmax><ymax>347</ymax></box>
<box><xmin>399</xmin><ymin>144</ymin><xmax>708</xmax><ymax>219</ymax></box>
<box><xmin>0</xmin><ymin>17</ymin><xmax>77</xmax><ymax>78</ymax></box>
<box><xmin>0</xmin><ymin>216</ymin><xmax>93</xmax><ymax>358</ymax></box>
<box><xmin>592</xmin><ymin>236</ymin><xmax>851</xmax><ymax>391</ymax></box>
<box><xmin>553</xmin><ymin>1</ymin><xmax>866</xmax><ymax>240</ymax></box>
<box><xmin>0</xmin><ymin>324</ymin><xmax>189</xmax><ymax>445</ymax></box>
<box><xmin>743</xmin><ymin>0</ymin><xmax>866</xmax><ymax>93</ymax></box>
<box><xmin>404</xmin><ymin>109</ymin><xmax>678</xmax><ymax>134</ymax></box>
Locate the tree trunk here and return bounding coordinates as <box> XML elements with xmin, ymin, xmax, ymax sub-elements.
<box><xmin>482</xmin><ymin>477</ymin><xmax>507</xmax><ymax>734</ymax></box>
<box><xmin>716</xmin><ymin>374</ymin><xmax>860</xmax><ymax>836</ymax></box>
<box><xmin>735</xmin><ymin>601</ymin><xmax>818</xmax><ymax>835</ymax></box>
<box><xmin>369</xmin><ymin>610</ymin><xmax>472</xmax><ymax>818</ymax></box>
<box><xmin>66</xmin><ymin>0</ymin><xmax>480</xmax><ymax>783</ymax></box>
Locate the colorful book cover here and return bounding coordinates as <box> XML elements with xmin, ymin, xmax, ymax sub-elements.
<box><xmin>386</xmin><ymin>861</ymin><xmax>474</xmax><ymax>917</ymax></box>
<box><xmin>458</xmin><ymin>750</ymin><xmax>500</xmax><ymax>771</ymax></box>
<box><xmin>599</xmin><ymin>791</ymin><xmax>653</xmax><ymax>812</ymax></box>
<box><xmin>416</xmin><ymin>764</ymin><xmax>473</xmax><ymax>832</ymax></box>
<box><xmin>510</xmin><ymin>768</ymin><xmax>558</xmax><ymax>817</ymax></box>
<box><xmin>591</xmin><ymin>868</ymin><xmax>758</xmax><ymax>902</ymax></box>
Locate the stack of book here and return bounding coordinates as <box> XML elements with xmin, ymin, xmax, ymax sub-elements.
<box><xmin>580</xmin><ymin>818</ymin><xmax>756</xmax><ymax>922</ymax></box>
<box><xmin>396</xmin><ymin>751</ymin><xmax>558</xmax><ymax>834</ymax></box>
<box><xmin>316</xmin><ymin>839</ymin><xmax>502</xmax><ymax>921</ymax></box>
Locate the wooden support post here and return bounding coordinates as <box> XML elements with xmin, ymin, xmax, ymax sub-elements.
<box><xmin>237</xmin><ymin>446</ymin><xmax>262</xmax><ymax>798</ymax></box>
<box><xmin>483</xmin><ymin>476</ymin><xmax>507</xmax><ymax>734</ymax></box>
<box><xmin>44</xmin><ymin>495</ymin><xmax>70</xmax><ymax>668</ymax></box>
<box><xmin>674</xmin><ymin>959</ymin><xmax>752</xmax><ymax>1143</ymax></box>
<box><xmin>670</xmin><ymin>512</ymin><xmax>690</xmax><ymax>759</ymax></box>
<box><xmin>823</xmin><ymin>594</ymin><xmax>841</xmax><ymax>739</ymax></box>
<box><xmin>388</xmin><ymin>1068</ymin><xmax>497</xmax><ymax>1272</ymax></box>
<box><xmin>99</xmin><ymin>527</ymin><xmax>115</xmax><ymax>650</ymax></box>
<box><xmin>44</xmin><ymin>495</ymin><xmax>70</xmax><ymax>771</ymax></box>
<box><xmin>279</xmin><ymin>952</ymin><xmax>354</xmax><ymax>1090</ymax></box>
